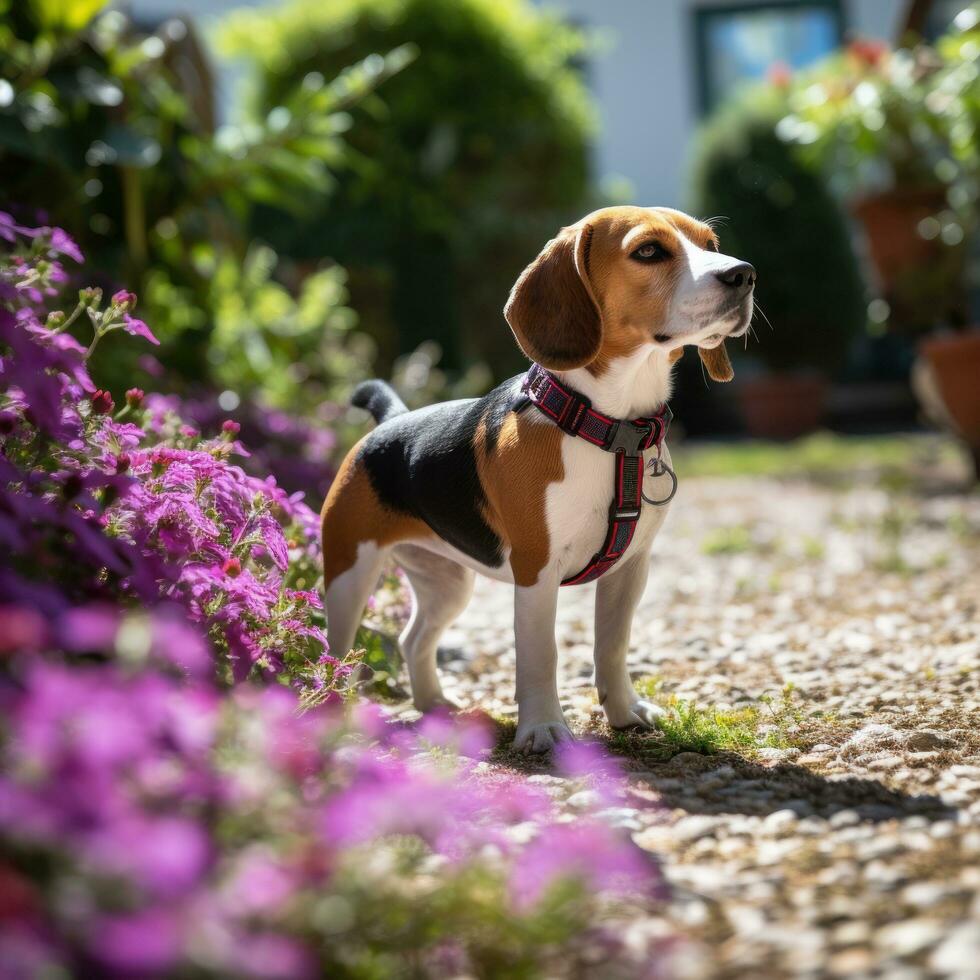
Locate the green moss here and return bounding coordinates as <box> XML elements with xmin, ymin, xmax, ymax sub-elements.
<box><xmin>701</xmin><ymin>525</ymin><xmax>753</xmax><ymax>555</ymax></box>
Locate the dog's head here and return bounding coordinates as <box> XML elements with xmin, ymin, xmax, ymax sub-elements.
<box><xmin>504</xmin><ymin>205</ymin><xmax>755</xmax><ymax>382</ymax></box>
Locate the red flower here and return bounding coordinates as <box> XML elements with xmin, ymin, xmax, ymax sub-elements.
<box><xmin>848</xmin><ymin>38</ymin><xmax>888</xmax><ymax>67</ymax></box>
<box><xmin>222</xmin><ymin>556</ymin><xmax>242</xmax><ymax>578</ymax></box>
<box><xmin>767</xmin><ymin>61</ymin><xmax>792</xmax><ymax>88</ymax></box>
<box><xmin>91</xmin><ymin>389</ymin><xmax>114</xmax><ymax>415</ymax></box>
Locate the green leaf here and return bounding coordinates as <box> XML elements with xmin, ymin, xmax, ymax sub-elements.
<box><xmin>29</xmin><ymin>0</ymin><xmax>109</xmax><ymax>33</ymax></box>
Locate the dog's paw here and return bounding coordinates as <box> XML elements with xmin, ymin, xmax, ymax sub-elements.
<box><xmin>414</xmin><ymin>694</ymin><xmax>462</xmax><ymax>714</ymax></box>
<box><xmin>607</xmin><ymin>699</ymin><xmax>666</xmax><ymax>731</ymax></box>
<box><xmin>513</xmin><ymin>720</ymin><xmax>574</xmax><ymax>754</ymax></box>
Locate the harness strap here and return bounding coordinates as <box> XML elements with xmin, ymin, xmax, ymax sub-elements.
<box><xmin>521</xmin><ymin>363</ymin><xmax>673</xmax><ymax>586</ymax></box>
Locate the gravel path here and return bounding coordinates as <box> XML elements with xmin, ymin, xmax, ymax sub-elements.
<box><xmin>386</xmin><ymin>457</ymin><xmax>980</xmax><ymax>978</ymax></box>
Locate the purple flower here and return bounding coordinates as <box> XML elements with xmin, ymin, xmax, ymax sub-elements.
<box><xmin>92</xmin><ymin>910</ymin><xmax>182</xmax><ymax>974</ymax></box>
<box><xmin>47</xmin><ymin>227</ymin><xmax>83</xmax><ymax>263</ymax></box>
<box><xmin>122</xmin><ymin>315</ymin><xmax>159</xmax><ymax>345</ymax></box>
<box><xmin>57</xmin><ymin>604</ymin><xmax>118</xmax><ymax>652</ymax></box>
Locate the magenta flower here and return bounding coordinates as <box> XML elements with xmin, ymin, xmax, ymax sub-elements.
<box><xmin>122</xmin><ymin>315</ymin><xmax>159</xmax><ymax>345</ymax></box>
<box><xmin>510</xmin><ymin>823</ymin><xmax>656</xmax><ymax>909</ymax></box>
<box><xmin>111</xmin><ymin>289</ymin><xmax>137</xmax><ymax>311</ymax></box>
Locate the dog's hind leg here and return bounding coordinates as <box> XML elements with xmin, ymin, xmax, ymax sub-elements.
<box><xmin>393</xmin><ymin>544</ymin><xmax>474</xmax><ymax>712</ymax></box>
<box><xmin>321</xmin><ymin>440</ymin><xmax>433</xmax><ymax>667</ymax></box>
<box><xmin>324</xmin><ymin>541</ymin><xmax>389</xmax><ymax>665</ymax></box>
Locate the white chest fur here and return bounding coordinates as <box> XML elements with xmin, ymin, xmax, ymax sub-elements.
<box><xmin>544</xmin><ymin>433</ymin><xmax>673</xmax><ymax>584</ymax></box>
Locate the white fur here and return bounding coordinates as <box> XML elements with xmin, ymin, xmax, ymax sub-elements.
<box><xmin>667</xmin><ymin>235</ymin><xmax>754</xmax><ymax>348</ymax></box>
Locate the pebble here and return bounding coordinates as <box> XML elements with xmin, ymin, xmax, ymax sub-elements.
<box><xmin>907</xmin><ymin>729</ymin><xmax>957</xmax><ymax>751</ymax></box>
<box><xmin>875</xmin><ymin>918</ymin><xmax>944</xmax><ymax>956</ymax></box>
<box><xmin>760</xmin><ymin>808</ymin><xmax>799</xmax><ymax>837</ymax></box>
<box><xmin>672</xmin><ymin>815</ymin><xmax>721</xmax><ymax>843</ymax></box>
<box><xmin>930</xmin><ymin>923</ymin><xmax>980</xmax><ymax>974</ymax></box>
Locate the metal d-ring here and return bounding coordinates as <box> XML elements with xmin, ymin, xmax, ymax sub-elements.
<box><xmin>642</xmin><ymin>454</ymin><xmax>678</xmax><ymax>506</ymax></box>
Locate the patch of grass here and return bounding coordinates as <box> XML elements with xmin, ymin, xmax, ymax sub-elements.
<box><xmin>701</xmin><ymin>524</ymin><xmax>754</xmax><ymax>555</ymax></box>
<box><xmin>801</xmin><ymin>535</ymin><xmax>825</xmax><ymax>560</ymax></box>
<box><xmin>673</xmin><ymin>432</ymin><xmax>961</xmax><ymax>486</ymax></box>
<box><xmin>947</xmin><ymin>512</ymin><xmax>977</xmax><ymax>541</ymax></box>
<box><xmin>634</xmin><ymin>676</ymin><xmax>661</xmax><ymax>700</ymax></box>
<box><xmin>655</xmin><ymin>699</ymin><xmax>769</xmax><ymax>754</ymax></box>
<box><xmin>603</xmin><ymin>683</ymin><xmax>838</xmax><ymax>764</ymax></box>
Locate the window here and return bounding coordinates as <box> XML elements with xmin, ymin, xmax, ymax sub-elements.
<box><xmin>693</xmin><ymin>1</ymin><xmax>845</xmax><ymax>114</ymax></box>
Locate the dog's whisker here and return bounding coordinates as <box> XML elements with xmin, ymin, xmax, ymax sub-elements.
<box><xmin>754</xmin><ymin>302</ymin><xmax>774</xmax><ymax>333</ymax></box>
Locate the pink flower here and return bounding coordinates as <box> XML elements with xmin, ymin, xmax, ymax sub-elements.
<box><xmin>125</xmin><ymin>387</ymin><xmax>144</xmax><ymax>408</ymax></box>
<box><xmin>122</xmin><ymin>315</ymin><xmax>159</xmax><ymax>346</ymax></box>
<box><xmin>111</xmin><ymin>290</ymin><xmax>137</xmax><ymax>311</ymax></box>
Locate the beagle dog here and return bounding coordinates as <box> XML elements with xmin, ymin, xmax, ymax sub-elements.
<box><xmin>321</xmin><ymin>206</ymin><xmax>755</xmax><ymax>752</ymax></box>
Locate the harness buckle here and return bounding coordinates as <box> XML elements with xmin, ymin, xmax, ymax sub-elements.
<box><xmin>603</xmin><ymin>420</ymin><xmax>651</xmax><ymax>455</ymax></box>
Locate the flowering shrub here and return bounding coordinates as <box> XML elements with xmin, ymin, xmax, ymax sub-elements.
<box><xmin>0</xmin><ymin>611</ymin><xmax>659</xmax><ymax>978</ymax></box>
<box><xmin>1</xmin><ymin>217</ymin><xmax>666</xmax><ymax>976</ymax></box>
<box><xmin>0</xmin><ymin>214</ymin><xmax>333</xmax><ymax>685</ymax></box>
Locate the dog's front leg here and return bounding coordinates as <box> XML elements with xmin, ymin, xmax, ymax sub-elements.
<box><xmin>512</xmin><ymin>576</ymin><xmax>572</xmax><ymax>753</ymax></box>
<box><xmin>594</xmin><ymin>553</ymin><xmax>665</xmax><ymax>730</ymax></box>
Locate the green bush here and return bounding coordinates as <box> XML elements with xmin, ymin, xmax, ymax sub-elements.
<box><xmin>688</xmin><ymin>89</ymin><xmax>867</xmax><ymax>375</ymax></box>
<box><xmin>219</xmin><ymin>0</ymin><xmax>595</xmax><ymax>375</ymax></box>
<box><xmin>0</xmin><ymin>1</ymin><xmax>406</xmax><ymax>407</ymax></box>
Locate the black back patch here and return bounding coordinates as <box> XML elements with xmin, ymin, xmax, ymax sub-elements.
<box><xmin>357</xmin><ymin>376</ymin><xmax>525</xmax><ymax>569</ymax></box>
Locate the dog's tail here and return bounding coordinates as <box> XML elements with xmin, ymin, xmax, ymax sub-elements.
<box><xmin>350</xmin><ymin>379</ymin><xmax>408</xmax><ymax>425</ymax></box>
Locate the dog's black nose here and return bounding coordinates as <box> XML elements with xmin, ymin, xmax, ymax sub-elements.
<box><xmin>716</xmin><ymin>262</ymin><xmax>756</xmax><ymax>291</ymax></box>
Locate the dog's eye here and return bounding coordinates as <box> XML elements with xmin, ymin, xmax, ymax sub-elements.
<box><xmin>631</xmin><ymin>242</ymin><xmax>671</xmax><ymax>263</ymax></box>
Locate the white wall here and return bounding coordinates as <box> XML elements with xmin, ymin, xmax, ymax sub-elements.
<box><xmin>542</xmin><ymin>0</ymin><xmax>906</xmax><ymax>208</ymax></box>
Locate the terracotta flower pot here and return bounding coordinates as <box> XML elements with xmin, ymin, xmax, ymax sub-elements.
<box><xmin>918</xmin><ymin>329</ymin><xmax>980</xmax><ymax>478</ymax></box>
<box><xmin>736</xmin><ymin>373</ymin><xmax>828</xmax><ymax>441</ymax></box>
<box><xmin>851</xmin><ymin>188</ymin><xmax>967</xmax><ymax>331</ymax></box>
<box><xmin>851</xmin><ymin>187</ymin><xmax>948</xmax><ymax>292</ymax></box>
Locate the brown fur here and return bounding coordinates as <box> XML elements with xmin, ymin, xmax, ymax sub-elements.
<box><xmin>320</xmin><ymin>439</ymin><xmax>433</xmax><ymax>589</ymax></box>
<box><xmin>504</xmin><ymin>225</ymin><xmax>601</xmax><ymax>370</ymax></box>
<box><xmin>474</xmin><ymin>411</ymin><xmax>564</xmax><ymax>587</ymax></box>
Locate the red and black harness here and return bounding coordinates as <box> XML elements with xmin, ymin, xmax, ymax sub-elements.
<box><xmin>520</xmin><ymin>362</ymin><xmax>676</xmax><ymax>586</ymax></box>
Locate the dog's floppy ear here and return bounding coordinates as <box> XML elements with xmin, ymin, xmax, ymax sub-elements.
<box><xmin>698</xmin><ymin>343</ymin><xmax>734</xmax><ymax>382</ymax></box>
<box><xmin>504</xmin><ymin>224</ymin><xmax>601</xmax><ymax>371</ymax></box>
